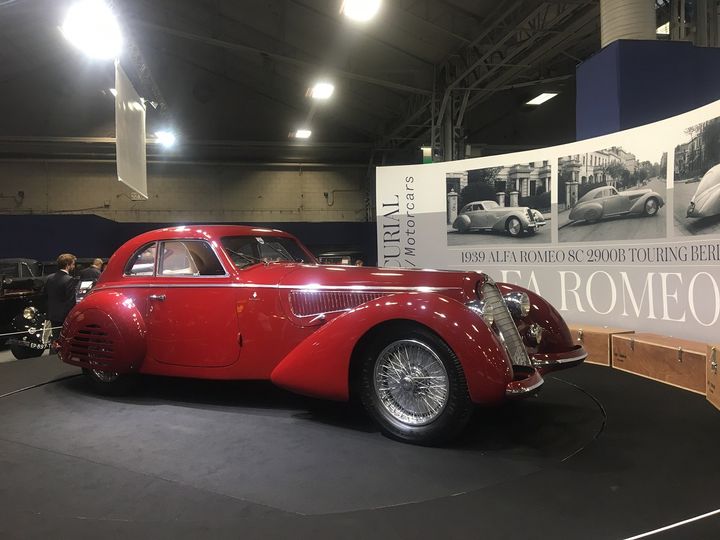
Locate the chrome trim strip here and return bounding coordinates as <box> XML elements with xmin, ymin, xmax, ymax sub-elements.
<box><xmin>95</xmin><ymin>283</ymin><xmax>462</xmax><ymax>292</ymax></box>
<box><xmin>531</xmin><ymin>352</ymin><xmax>588</xmax><ymax>366</ymax></box>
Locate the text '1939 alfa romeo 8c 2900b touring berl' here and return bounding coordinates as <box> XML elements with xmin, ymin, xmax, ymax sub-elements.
<box><xmin>58</xmin><ymin>226</ymin><xmax>586</xmax><ymax>445</ymax></box>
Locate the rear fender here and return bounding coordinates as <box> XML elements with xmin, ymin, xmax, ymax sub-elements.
<box><xmin>59</xmin><ymin>290</ymin><xmax>146</xmax><ymax>373</ymax></box>
<box><xmin>270</xmin><ymin>292</ymin><xmax>512</xmax><ymax>404</ymax></box>
<box><xmin>570</xmin><ymin>202</ymin><xmax>602</xmax><ymax>221</ymax></box>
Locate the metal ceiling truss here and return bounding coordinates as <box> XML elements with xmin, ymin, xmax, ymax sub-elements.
<box><xmin>378</xmin><ymin>0</ymin><xmax>598</xmax><ymax>161</ymax></box>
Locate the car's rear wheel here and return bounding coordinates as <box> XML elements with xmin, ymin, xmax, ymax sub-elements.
<box><xmin>358</xmin><ymin>325</ymin><xmax>472</xmax><ymax>445</ymax></box>
<box><xmin>585</xmin><ymin>209</ymin><xmax>601</xmax><ymax>222</ymax></box>
<box><xmin>644</xmin><ymin>197</ymin><xmax>659</xmax><ymax>216</ymax></box>
<box><xmin>506</xmin><ymin>217</ymin><xmax>523</xmax><ymax>237</ymax></box>
<box><xmin>82</xmin><ymin>368</ymin><xmax>137</xmax><ymax>396</ymax></box>
<box><xmin>10</xmin><ymin>344</ymin><xmax>44</xmax><ymax>360</ymax></box>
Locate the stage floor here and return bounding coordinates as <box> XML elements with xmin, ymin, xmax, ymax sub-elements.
<box><xmin>0</xmin><ymin>350</ymin><xmax>718</xmax><ymax>539</ymax></box>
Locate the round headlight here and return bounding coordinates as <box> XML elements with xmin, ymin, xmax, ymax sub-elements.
<box><xmin>466</xmin><ymin>300</ymin><xmax>494</xmax><ymax>326</ymax></box>
<box><xmin>23</xmin><ymin>306</ymin><xmax>38</xmax><ymax>320</ymax></box>
<box><xmin>503</xmin><ymin>292</ymin><xmax>531</xmax><ymax>319</ymax></box>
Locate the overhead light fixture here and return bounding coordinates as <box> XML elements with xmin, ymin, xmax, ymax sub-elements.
<box><xmin>60</xmin><ymin>0</ymin><xmax>122</xmax><ymax>60</ymax></box>
<box><xmin>341</xmin><ymin>0</ymin><xmax>381</xmax><ymax>22</ymax></box>
<box><xmin>295</xmin><ymin>129</ymin><xmax>312</xmax><ymax>139</ymax></box>
<box><xmin>526</xmin><ymin>93</ymin><xmax>558</xmax><ymax>106</ymax></box>
<box><xmin>309</xmin><ymin>81</ymin><xmax>335</xmax><ymax>100</ymax></box>
<box><xmin>656</xmin><ymin>22</ymin><xmax>670</xmax><ymax>35</ymax></box>
<box><xmin>108</xmin><ymin>88</ymin><xmax>117</xmax><ymax>97</ymax></box>
<box><xmin>155</xmin><ymin>130</ymin><xmax>177</xmax><ymax>148</ymax></box>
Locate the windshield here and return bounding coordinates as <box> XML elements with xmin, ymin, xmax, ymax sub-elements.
<box><xmin>221</xmin><ymin>235</ymin><xmax>310</xmax><ymax>269</ymax></box>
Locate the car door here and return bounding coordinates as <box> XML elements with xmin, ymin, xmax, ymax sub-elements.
<box><xmin>145</xmin><ymin>239</ymin><xmax>240</xmax><ymax>368</ymax></box>
<box><xmin>602</xmin><ymin>187</ymin><xmax>631</xmax><ymax>215</ymax></box>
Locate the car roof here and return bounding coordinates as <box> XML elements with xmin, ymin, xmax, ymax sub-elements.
<box><xmin>465</xmin><ymin>200</ymin><xmax>498</xmax><ymax>206</ymax></box>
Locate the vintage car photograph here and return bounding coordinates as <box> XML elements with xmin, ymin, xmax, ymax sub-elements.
<box><xmin>568</xmin><ymin>185</ymin><xmax>664</xmax><ymax>222</ymax></box>
<box><xmin>446</xmin><ymin>162</ymin><xmax>551</xmax><ymax>247</ymax></box>
<box><xmin>558</xmin><ymin>147</ymin><xmax>667</xmax><ymax>243</ymax></box>
<box><xmin>58</xmin><ymin>225</ymin><xmax>586</xmax><ymax>445</ymax></box>
<box><xmin>674</xmin><ymin>116</ymin><xmax>720</xmax><ymax>236</ymax></box>
<box><xmin>452</xmin><ymin>200</ymin><xmax>546</xmax><ymax>237</ymax></box>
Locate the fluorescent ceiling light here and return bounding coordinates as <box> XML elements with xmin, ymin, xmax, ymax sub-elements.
<box><xmin>341</xmin><ymin>0</ymin><xmax>381</xmax><ymax>22</ymax></box>
<box><xmin>109</xmin><ymin>88</ymin><xmax>117</xmax><ymax>97</ymax></box>
<box><xmin>310</xmin><ymin>82</ymin><xmax>335</xmax><ymax>100</ymax></box>
<box><xmin>526</xmin><ymin>93</ymin><xmax>558</xmax><ymax>106</ymax></box>
<box><xmin>60</xmin><ymin>0</ymin><xmax>122</xmax><ymax>60</ymax></box>
<box><xmin>657</xmin><ymin>22</ymin><xmax>670</xmax><ymax>35</ymax></box>
<box><xmin>155</xmin><ymin>130</ymin><xmax>177</xmax><ymax>148</ymax></box>
<box><xmin>295</xmin><ymin>129</ymin><xmax>312</xmax><ymax>139</ymax></box>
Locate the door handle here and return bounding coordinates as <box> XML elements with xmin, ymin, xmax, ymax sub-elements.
<box><xmin>149</xmin><ymin>294</ymin><xmax>166</xmax><ymax>301</ymax></box>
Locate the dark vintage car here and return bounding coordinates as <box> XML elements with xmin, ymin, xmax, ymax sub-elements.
<box><xmin>0</xmin><ymin>259</ymin><xmax>48</xmax><ymax>356</ymax></box>
<box><xmin>58</xmin><ymin>225</ymin><xmax>586</xmax><ymax>445</ymax></box>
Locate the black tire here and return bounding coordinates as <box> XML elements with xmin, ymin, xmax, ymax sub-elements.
<box><xmin>82</xmin><ymin>368</ymin><xmax>138</xmax><ymax>396</ymax></box>
<box><xmin>644</xmin><ymin>197</ymin><xmax>660</xmax><ymax>217</ymax></box>
<box><xmin>10</xmin><ymin>344</ymin><xmax>44</xmax><ymax>359</ymax></box>
<box><xmin>506</xmin><ymin>217</ymin><xmax>523</xmax><ymax>237</ymax></box>
<box><xmin>358</xmin><ymin>325</ymin><xmax>473</xmax><ymax>446</ymax></box>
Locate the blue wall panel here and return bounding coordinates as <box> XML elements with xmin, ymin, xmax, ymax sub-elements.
<box><xmin>0</xmin><ymin>215</ymin><xmax>377</xmax><ymax>265</ymax></box>
<box><xmin>577</xmin><ymin>40</ymin><xmax>720</xmax><ymax>139</ymax></box>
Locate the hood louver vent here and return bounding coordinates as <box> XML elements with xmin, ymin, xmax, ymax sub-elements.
<box><xmin>289</xmin><ymin>290</ymin><xmax>386</xmax><ymax>318</ymax></box>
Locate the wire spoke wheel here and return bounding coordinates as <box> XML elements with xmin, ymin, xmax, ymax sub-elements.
<box><xmin>373</xmin><ymin>339</ymin><xmax>449</xmax><ymax>426</ymax></box>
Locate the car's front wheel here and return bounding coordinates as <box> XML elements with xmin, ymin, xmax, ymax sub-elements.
<box><xmin>644</xmin><ymin>197</ymin><xmax>659</xmax><ymax>216</ymax></box>
<box><xmin>506</xmin><ymin>217</ymin><xmax>523</xmax><ymax>237</ymax></box>
<box><xmin>359</xmin><ymin>326</ymin><xmax>473</xmax><ymax>445</ymax></box>
<box><xmin>10</xmin><ymin>344</ymin><xmax>44</xmax><ymax>360</ymax></box>
<box><xmin>82</xmin><ymin>368</ymin><xmax>137</xmax><ymax>396</ymax></box>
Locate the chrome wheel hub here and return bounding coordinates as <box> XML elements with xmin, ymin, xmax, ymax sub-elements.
<box><xmin>508</xmin><ymin>220</ymin><xmax>521</xmax><ymax>235</ymax></box>
<box><xmin>374</xmin><ymin>339</ymin><xmax>449</xmax><ymax>426</ymax></box>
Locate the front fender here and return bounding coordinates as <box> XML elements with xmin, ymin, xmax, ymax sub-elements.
<box><xmin>58</xmin><ymin>290</ymin><xmax>147</xmax><ymax>373</ymax></box>
<box><xmin>271</xmin><ymin>292</ymin><xmax>513</xmax><ymax>404</ymax></box>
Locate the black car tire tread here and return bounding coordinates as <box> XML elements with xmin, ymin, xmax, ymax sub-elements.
<box><xmin>82</xmin><ymin>368</ymin><xmax>138</xmax><ymax>396</ymax></box>
<box><xmin>10</xmin><ymin>344</ymin><xmax>44</xmax><ymax>360</ymax></box>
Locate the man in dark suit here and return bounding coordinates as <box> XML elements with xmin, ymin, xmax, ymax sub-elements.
<box><xmin>79</xmin><ymin>258</ymin><xmax>103</xmax><ymax>281</ymax></box>
<box><xmin>46</xmin><ymin>253</ymin><xmax>77</xmax><ymax>339</ymax></box>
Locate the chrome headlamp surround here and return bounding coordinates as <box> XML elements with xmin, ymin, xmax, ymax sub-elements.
<box><xmin>23</xmin><ymin>306</ymin><xmax>38</xmax><ymax>320</ymax></box>
<box><xmin>503</xmin><ymin>291</ymin><xmax>531</xmax><ymax>319</ymax></box>
<box><xmin>465</xmin><ymin>299</ymin><xmax>494</xmax><ymax>326</ymax></box>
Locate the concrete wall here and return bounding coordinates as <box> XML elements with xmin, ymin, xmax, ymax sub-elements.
<box><xmin>0</xmin><ymin>161</ymin><xmax>369</xmax><ymax>223</ymax></box>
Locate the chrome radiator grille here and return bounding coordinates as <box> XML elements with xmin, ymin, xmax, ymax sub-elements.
<box><xmin>289</xmin><ymin>290</ymin><xmax>386</xmax><ymax>318</ymax></box>
<box><xmin>480</xmin><ymin>282</ymin><xmax>532</xmax><ymax>367</ymax></box>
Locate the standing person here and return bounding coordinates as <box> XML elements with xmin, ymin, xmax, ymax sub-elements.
<box><xmin>46</xmin><ymin>253</ymin><xmax>77</xmax><ymax>339</ymax></box>
<box><xmin>79</xmin><ymin>258</ymin><xmax>103</xmax><ymax>281</ymax></box>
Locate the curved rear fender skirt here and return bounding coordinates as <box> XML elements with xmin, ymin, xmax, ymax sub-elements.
<box><xmin>270</xmin><ymin>292</ymin><xmax>512</xmax><ymax>404</ymax></box>
<box><xmin>59</xmin><ymin>291</ymin><xmax>146</xmax><ymax>373</ymax></box>
<box><xmin>496</xmin><ymin>282</ymin><xmax>574</xmax><ymax>353</ymax></box>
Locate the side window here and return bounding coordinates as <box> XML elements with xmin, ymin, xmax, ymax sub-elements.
<box><xmin>477</xmin><ymin>203</ymin><xmax>485</xmax><ymax>211</ymax></box>
<box><xmin>159</xmin><ymin>241</ymin><xmax>225</xmax><ymax>276</ymax></box>
<box><xmin>125</xmin><ymin>243</ymin><xmax>157</xmax><ymax>276</ymax></box>
<box><xmin>594</xmin><ymin>191</ymin><xmax>606</xmax><ymax>200</ymax></box>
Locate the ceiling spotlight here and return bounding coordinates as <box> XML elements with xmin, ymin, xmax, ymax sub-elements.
<box><xmin>108</xmin><ymin>88</ymin><xmax>117</xmax><ymax>97</ymax></box>
<box><xmin>295</xmin><ymin>129</ymin><xmax>312</xmax><ymax>139</ymax></box>
<box><xmin>309</xmin><ymin>82</ymin><xmax>335</xmax><ymax>100</ymax></box>
<box><xmin>60</xmin><ymin>0</ymin><xmax>122</xmax><ymax>60</ymax></box>
<box><xmin>155</xmin><ymin>130</ymin><xmax>177</xmax><ymax>148</ymax></box>
<box><xmin>526</xmin><ymin>93</ymin><xmax>558</xmax><ymax>106</ymax></box>
<box><xmin>341</xmin><ymin>0</ymin><xmax>381</xmax><ymax>22</ymax></box>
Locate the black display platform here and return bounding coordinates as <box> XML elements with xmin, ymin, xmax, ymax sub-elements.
<box><xmin>1</xmin><ymin>356</ymin><xmax>719</xmax><ymax>539</ymax></box>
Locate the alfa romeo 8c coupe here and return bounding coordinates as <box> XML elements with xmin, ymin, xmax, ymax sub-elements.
<box><xmin>59</xmin><ymin>226</ymin><xmax>586</xmax><ymax>445</ymax></box>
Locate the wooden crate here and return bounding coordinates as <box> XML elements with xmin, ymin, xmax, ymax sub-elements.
<box><xmin>567</xmin><ymin>324</ymin><xmax>634</xmax><ymax>366</ymax></box>
<box><xmin>707</xmin><ymin>345</ymin><xmax>720</xmax><ymax>411</ymax></box>
<box><xmin>612</xmin><ymin>333</ymin><xmax>707</xmax><ymax>394</ymax></box>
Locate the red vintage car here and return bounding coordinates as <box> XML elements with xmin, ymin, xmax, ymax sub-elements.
<box><xmin>58</xmin><ymin>225</ymin><xmax>586</xmax><ymax>445</ymax></box>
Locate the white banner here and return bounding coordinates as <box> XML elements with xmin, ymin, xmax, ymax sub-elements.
<box><xmin>377</xmin><ymin>99</ymin><xmax>720</xmax><ymax>342</ymax></box>
<box><xmin>115</xmin><ymin>61</ymin><xmax>148</xmax><ymax>199</ymax></box>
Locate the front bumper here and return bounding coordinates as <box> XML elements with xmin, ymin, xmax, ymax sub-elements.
<box><xmin>504</xmin><ymin>345</ymin><xmax>587</xmax><ymax>398</ymax></box>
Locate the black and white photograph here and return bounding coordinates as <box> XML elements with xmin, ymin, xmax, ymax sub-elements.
<box><xmin>446</xmin><ymin>162</ymin><xmax>551</xmax><ymax>246</ymax></box>
<box><xmin>674</xmin><ymin>116</ymin><xmax>720</xmax><ymax>237</ymax></box>
<box><xmin>558</xmin><ymin>147</ymin><xmax>667</xmax><ymax>243</ymax></box>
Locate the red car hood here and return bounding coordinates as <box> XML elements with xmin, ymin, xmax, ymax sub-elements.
<box><xmin>239</xmin><ymin>263</ymin><xmax>482</xmax><ymax>303</ymax></box>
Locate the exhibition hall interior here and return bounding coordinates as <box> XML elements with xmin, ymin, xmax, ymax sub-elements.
<box><xmin>2</xmin><ymin>1</ymin><xmax>720</xmax><ymax>538</ymax></box>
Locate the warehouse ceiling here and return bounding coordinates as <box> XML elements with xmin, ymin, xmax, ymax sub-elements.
<box><xmin>0</xmin><ymin>0</ymin><xmax>600</xmax><ymax>166</ymax></box>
